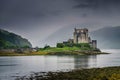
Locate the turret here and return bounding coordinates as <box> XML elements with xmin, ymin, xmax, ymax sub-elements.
<box><xmin>73</xmin><ymin>28</ymin><xmax>77</xmax><ymax>43</ymax></box>
<box><xmin>92</xmin><ymin>40</ymin><xmax>97</xmax><ymax>49</ymax></box>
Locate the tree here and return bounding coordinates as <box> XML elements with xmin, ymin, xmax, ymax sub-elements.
<box><xmin>57</xmin><ymin>43</ymin><xmax>64</xmax><ymax>48</ymax></box>
<box><xmin>44</xmin><ymin>44</ymin><xmax>50</xmax><ymax>49</ymax></box>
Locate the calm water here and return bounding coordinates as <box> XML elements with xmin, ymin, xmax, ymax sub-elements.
<box><xmin>0</xmin><ymin>49</ymin><xmax>120</xmax><ymax>80</ymax></box>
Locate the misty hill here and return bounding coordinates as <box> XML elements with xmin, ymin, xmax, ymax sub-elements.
<box><xmin>0</xmin><ymin>29</ymin><xmax>32</xmax><ymax>49</ymax></box>
<box><xmin>90</xmin><ymin>26</ymin><xmax>120</xmax><ymax>49</ymax></box>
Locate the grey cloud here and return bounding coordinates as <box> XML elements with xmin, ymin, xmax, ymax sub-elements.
<box><xmin>73</xmin><ymin>0</ymin><xmax>120</xmax><ymax>9</ymax></box>
<box><xmin>0</xmin><ymin>0</ymin><xmax>73</xmax><ymax>26</ymax></box>
<box><xmin>73</xmin><ymin>3</ymin><xmax>96</xmax><ymax>8</ymax></box>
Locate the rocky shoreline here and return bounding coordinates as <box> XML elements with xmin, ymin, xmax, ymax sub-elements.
<box><xmin>46</xmin><ymin>51</ymin><xmax>109</xmax><ymax>55</ymax></box>
<box><xmin>15</xmin><ymin>66</ymin><xmax>120</xmax><ymax>80</ymax></box>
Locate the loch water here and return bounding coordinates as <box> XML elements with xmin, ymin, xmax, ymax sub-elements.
<box><xmin>0</xmin><ymin>49</ymin><xmax>120</xmax><ymax>80</ymax></box>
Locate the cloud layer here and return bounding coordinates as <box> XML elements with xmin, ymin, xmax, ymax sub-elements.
<box><xmin>0</xmin><ymin>0</ymin><xmax>120</xmax><ymax>47</ymax></box>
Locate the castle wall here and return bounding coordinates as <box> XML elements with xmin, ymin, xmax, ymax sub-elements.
<box><xmin>73</xmin><ymin>28</ymin><xmax>89</xmax><ymax>43</ymax></box>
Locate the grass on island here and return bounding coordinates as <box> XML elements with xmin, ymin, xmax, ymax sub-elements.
<box><xmin>37</xmin><ymin>43</ymin><xmax>98</xmax><ymax>55</ymax></box>
<box><xmin>38</xmin><ymin>47</ymin><xmax>101</xmax><ymax>55</ymax></box>
<box><xmin>39</xmin><ymin>43</ymin><xmax>93</xmax><ymax>52</ymax></box>
<box><xmin>39</xmin><ymin>47</ymin><xmax>80</xmax><ymax>53</ymax></box>
<box><xmin>16</xmin><ymin>66</ymin><xmax>120</xmax><ymax>80</ymax></box>
<box><xmin>0</xmin><ymin>43</ymin><xmax>107</xmax><ymax>56</ymax></box>
<box><xmin>37</xmin><ymin>45</ymin><xmax>105</xmax><ymax>55</ymax></box>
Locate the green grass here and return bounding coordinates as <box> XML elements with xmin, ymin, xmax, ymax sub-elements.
<box><xmin>39</xmin><ymin>47</ymin><xmax>81</xmax><ymax>52</ymax></box>
<box><xmin>39</xmin><ymin>46</ymin><xmax>93</xmax><ymax>52</ymax></box>
<box><xmin>36</xmin><ymin>46</ymin><xmax>107</xmax><ymax>55</ymax></box>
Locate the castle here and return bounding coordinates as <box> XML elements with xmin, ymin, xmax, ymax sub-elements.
<box><xmin>63</xmin><ymin>28</ymin><xmax>97</xmax><ymax>49</ymax></box>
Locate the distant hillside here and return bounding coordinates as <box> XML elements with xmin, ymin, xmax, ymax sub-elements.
<box><xmin>90</xmin><ymin>26</ymin><xmax>120</xmax><ymax>49</ymax></box>
<box><xmin>0</xmin><ymin>29</ymin><xmax>32</xmax><ymax>49</ymax></box>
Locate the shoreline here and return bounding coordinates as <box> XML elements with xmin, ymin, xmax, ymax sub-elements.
<box><xmin>16</xmin><ymin>66</ymin><xmax>120</xmax><ymax>80</ymax></box>
<box><xmin>0</xmin><ymin>51</ymin><xmax>110</xmax><ymax>56</ymax></box>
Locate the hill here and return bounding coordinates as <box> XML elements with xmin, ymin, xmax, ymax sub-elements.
<box><xmin>90</xmin><ymin>26</ymin><xmax>120</xmax><ymax>49</ymax></box>
<box><xmin>0</xmin><ymin>29</ymin><xmax>32</xmax><ymax>49</ymax></box>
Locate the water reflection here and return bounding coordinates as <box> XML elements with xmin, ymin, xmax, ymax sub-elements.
<box><xmin>73</xmin><ymin>55</ymin><xmax>97</xmax><ymax>69</ymax></box>
<box><xmin>56</xmin><ymin>55</ymin><xmax>97</xmax><ymax>70</ymax></box>
<box><xmin>74</xmin><ymin>56</ymin><xmax>90</xmax><ymax>69</ymax></box>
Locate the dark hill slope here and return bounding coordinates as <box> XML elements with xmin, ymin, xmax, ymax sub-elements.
<box><xmin>0</xmin><ymin>29</ymin><xmax>32</xmax><ymax>48</ymax></box>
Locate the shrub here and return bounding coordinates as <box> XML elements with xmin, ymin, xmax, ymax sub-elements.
<box><xmin>73</xmin><ymin>43</ymin><xmax>81</xmax><ymax>47</ymax></box>
<box><xmin>65</xmin><ymin>43</ymin><xmax>73</xmax><ymax>47</ymax></box>
<box><xmin>44</xmin><ymin>45</ymin><xmax>50</xmax><ymax>49</ymax></box>
<box><xmin>57</xmin><ymin>43</ymin><xmax>64</xmax><ymax>48</ymax></box>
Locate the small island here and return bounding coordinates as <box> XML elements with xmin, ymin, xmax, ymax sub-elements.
<box><xmin>37</xmin><ymin>28</ymin><xmax>108</xmax><ymax>55</ymax></box>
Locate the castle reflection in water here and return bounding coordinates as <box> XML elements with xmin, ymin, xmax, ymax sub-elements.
<box><xmin>74</xmin><ymin>55</ymin><xmax>97</xmax><ymax>69</ymax></box>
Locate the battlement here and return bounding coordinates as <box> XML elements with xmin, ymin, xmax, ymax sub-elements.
<box><xmin>74</xmin><ymin>28</ymin><xmax>88</xmax><ymax>33</ymax></box>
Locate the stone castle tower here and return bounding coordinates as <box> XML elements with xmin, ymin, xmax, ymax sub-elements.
<box><xmin>61</xmin><ymin>28</ymin><xmax>97</xmax><ymax>49</ymax></box>
<box><xmin>73</xmin><ymin>28</ymin><xmax>89</xmax><ymax>43</ymax></box>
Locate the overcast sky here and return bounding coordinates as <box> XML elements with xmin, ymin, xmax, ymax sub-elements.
<box><xmin>0</xmin><ymin>0</ymin><xmax>120</xmax><ymax>47</ymax></box>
